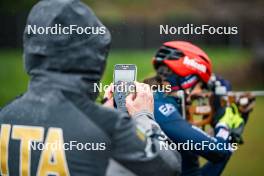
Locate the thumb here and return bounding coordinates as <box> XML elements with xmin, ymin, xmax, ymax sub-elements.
<box><xmin>103</xmin><ymin>97</ymin><xmax>114</xmax><ymax>108</ymax></box>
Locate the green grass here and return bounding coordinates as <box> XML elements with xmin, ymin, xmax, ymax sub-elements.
<box><xmin>0</xmin><ymin>48</ymin><xmax>263</xmax><ymax>175</ymax></box>
<box><xmin>199</xmin><ymin>97</ymin><xmax>264</xmax><ymax>176</ymax></box>
<box><xmin>223</xmin><ymin>97</ymin><xmax>264</xmax><ymax>176</ymax></box>
<box><xmin>0</xmin><ymin>50</ymin><xmax>28</xmax><ymax>105</ymax></box>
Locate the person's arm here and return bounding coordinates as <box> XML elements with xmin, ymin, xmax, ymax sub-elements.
<box><xmin>111</xmin><ymin>112</ymin><xmax>181</xmax><ymax>176</ymax></box>
<box><xmin>200</xmin><ymin>102</ymin><xmax>251</xmax><ymax>176</ymax></box>
<box><xmin>155</xmin><ymin>101</ymin><xmax>232</xmax><ymax>163</ymax></box>
<box><xmin>105</xmin><ymin>82</ymin><xmax>182</xmax><ymax>176</ymax></box>
<box><xmin>200</xmin><ymin>156</ymin><xmax>231</xmax><ymax>176</ymax></box>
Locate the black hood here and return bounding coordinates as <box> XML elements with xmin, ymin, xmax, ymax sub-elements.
<box><xmin>23</xmin><ymin>0</ymin><xmax>111</xmax><ymax>101</ymax></box>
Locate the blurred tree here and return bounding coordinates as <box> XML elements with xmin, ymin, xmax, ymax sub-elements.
<box><xmin>0</xmin><ymin>0</ymin><xmax>36</xmax><ymax>14</ymax></box>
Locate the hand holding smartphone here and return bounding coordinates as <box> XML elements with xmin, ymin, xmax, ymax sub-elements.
<box><xmin>113</xmin><ymin>64</ymin><xmax>137</xmax><ymax>112</ymax></box>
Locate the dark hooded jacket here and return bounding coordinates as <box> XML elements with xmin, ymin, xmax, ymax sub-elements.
<box><xmin>0</xmin><ymin>0</ymin><xmax>181</xmax><ymax>175</ymax></box>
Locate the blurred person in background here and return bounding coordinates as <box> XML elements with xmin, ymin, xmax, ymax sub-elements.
<box><xmin>144</xmin><ymin>41</ymin><xmax>255</xmax><ymax>176</ymax></box>
<box><xmin>0</xmin><ymin>0</ymin><xmax>181</xmax><ymax>175</ymax></box>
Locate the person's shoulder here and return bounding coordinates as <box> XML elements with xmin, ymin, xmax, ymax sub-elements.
<box><xmin>154</xmin><ymin>92</ymin><xmax>178</xmax><ymax>111</ymax></box>
<box><xmin>94</xmin><ymin>103</ymin><xmax>128</xmax><ymax>122</ymax></box>
<box><xmin>154</xmin><ymin>92</ymin><xmax>170</xmax><ymax>104</ymax></box>
<box><xmin>154</xmin><ymin>93</ymin><xmax>182</xmax><ymax>123</ymax></box>
<box><xmin>215</xmin><ymin>74</ymin><xmax>232</xmax><ymax>91</ymax></box>
<box><xmin>62</xmin><ymin>90</ymin><xmax>129</xmax><ymax>130</ymax></box>
<box><xmin>88</xmin><ymin>103</ymin><xmax>131</xmax><ymax>135</ymax></box>
<box><xmin>0</xmin><ymin>94</ymin><xmax>24</xmax><ymax>117</ymax></box>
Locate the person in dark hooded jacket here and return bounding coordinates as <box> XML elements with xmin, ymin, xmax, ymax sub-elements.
<box><xmin>0</xmin><ymin>0</ymin><xmax>181</xmax><ymax>175</ymax></box>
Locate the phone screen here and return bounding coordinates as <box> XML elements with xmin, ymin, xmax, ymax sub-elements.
<box><xmin>114</xmin><ymin>65</ymin><xmax>136</xmax><ymax>83</ymax></box>
<box><xmin>114</xmin><ymin>69</ymin><xmax>136</xmax><ymax>83</ymax></box>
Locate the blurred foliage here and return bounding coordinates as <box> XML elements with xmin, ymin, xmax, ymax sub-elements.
<box><xmin>0</xmin><ymin>0</ymin><xmax>215</xmax><ymax>21</ymax></box>
<box><xmin>1</xmin><ymin>0</ymin><xmax>263</xmax><ymax>22</ymax></box>
<box><xmin>84</xmin><ymin>0</ymin><xmax>195</xmax><ymax>22</ymax></box>
<box><xmin>0</xmin><ymin>0</ymin><xmax>36</xmax><ymax>14</ymax></box>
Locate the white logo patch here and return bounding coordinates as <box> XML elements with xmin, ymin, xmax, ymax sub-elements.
<box><xmin>183</xmin><ymin>56</ymin><xmax>206</xmax><ymax>73</ymax></box>
<box><xmin>159</xmin><ymin>104</ymin><xmax>176</xmax><ymax>117</ymax></box>
<box><xmin>216</xmin><ymin>128</ymin><xmax>230</xmax><ymax>140</ymax></box>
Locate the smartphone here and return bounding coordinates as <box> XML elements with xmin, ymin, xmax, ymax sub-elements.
<box><xmin>113</xmin><ymin>64</ymin><xmax>137</xmax><ymax>112</ymax></box>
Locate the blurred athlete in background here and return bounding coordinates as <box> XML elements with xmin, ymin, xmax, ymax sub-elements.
<box><xmin>144</xmin><ymin>41</ymin><xmax>255</xmax><ymax>176</ymax></box>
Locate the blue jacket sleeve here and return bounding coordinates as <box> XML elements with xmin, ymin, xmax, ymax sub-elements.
<box><xmin>154</xmin><ymin>101</ymin><xmax>232</xmax><ymax>163</ymax></box>
<box><xmin>200</xmin><ymin>155</ymin><xmax>231</xmax><ymax>176</ymax></box>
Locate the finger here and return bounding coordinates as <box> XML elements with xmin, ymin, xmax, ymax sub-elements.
<box><xmin>126</xmin><ymin>93</ymin><xmax>134</xmax><ymax>103</ymax></box>
<box><xmin>134</xmin><ymin>81</ymin><xmax>141</xmax><ymax>91</ymax></box>
<box><xmin>103</xmin><ymin>97</ymin><xmax>114</xmax><ymax>108</ymax></box>
<box><xmin>104</xmin><ymin>83</ymin><xmax>114</xmax><ymax>99</ymax></box>
<box><xmin>135</xmin><ymin>82</ymin><xmax>149</xmax><ymax>96</ymax></box>
<box><xmin>141</xmin><ymin>83</ymin><xmax>151</xmax><ymax>93</ymax></box>
<box><xmin>142</xmin><ymin>84</ymin><xmax>152</xmax><ymax>99</ymax></box>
